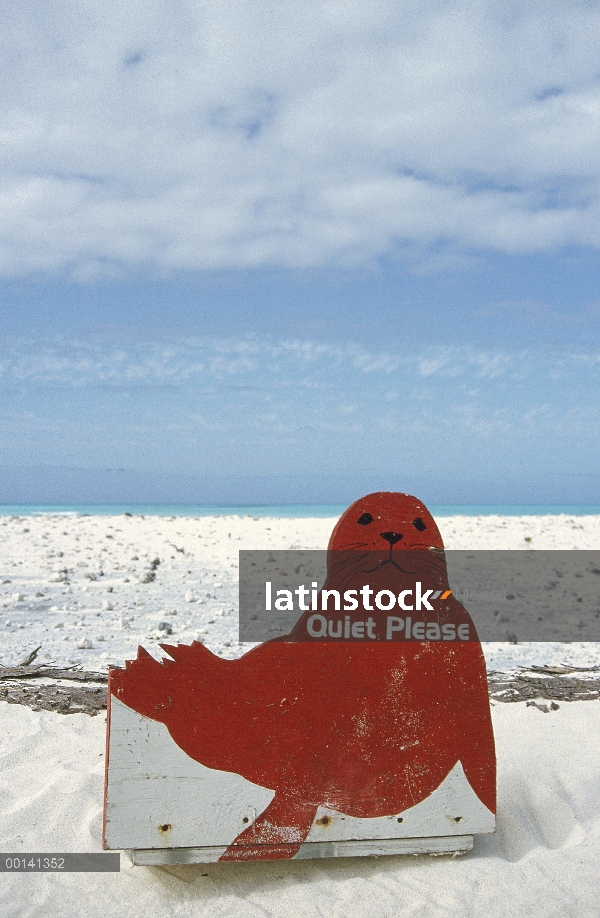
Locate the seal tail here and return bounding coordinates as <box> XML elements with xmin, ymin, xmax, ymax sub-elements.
<box><xmin>109</xmin><ymin>642</ymin><xmax>224</xmax><ymax>722</ymax></box>
<box><xmin>108</xmin><ymin>646</ymin><xmax>174</xmax><ymax>720</ymax></box>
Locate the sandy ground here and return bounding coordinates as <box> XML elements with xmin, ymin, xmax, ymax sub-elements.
<box><xmin>1</xmin><ymin>513</ymin><xmax>599</xmax><ymax>916</ymax></box>
<box><xmin>0</xmin><ymin>697</ymin><xmax>599</xmax><ymax>918</ymax></box>
<box><xmin>1</xmin><ymin>512</ymin><xmax>599</xmax><ymax>672</ymax></box>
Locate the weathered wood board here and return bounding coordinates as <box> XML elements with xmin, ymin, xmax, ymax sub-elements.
<box><xmin>103</xmin><ymin>492</ymin><xmax>496</xmax><ymax>863</ymax></box>
<box><xmin>104</xmin><ymin>697</ymin><xmax>494</xmax><ymax>859</ymax></box>
<box><xmin>126</xmin><ymin>836</ymin><xmax>476</xmax><ymax>865</ymax></box>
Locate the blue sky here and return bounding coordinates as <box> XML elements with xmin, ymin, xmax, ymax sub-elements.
<box><xmin>1</xmin><ymin>1</ymin><xmax>600</xmax><ymax>504</ymax></box>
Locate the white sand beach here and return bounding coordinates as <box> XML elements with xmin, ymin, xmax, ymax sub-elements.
<box><xmin>1</xmin><ymin>512</ymin><xmax>599</xmax><ymax>916</ymax></box>
<box><xmin>2</xmin><ymin>511</ymin><xmax>600</xmax><ymax>672</ymax></box>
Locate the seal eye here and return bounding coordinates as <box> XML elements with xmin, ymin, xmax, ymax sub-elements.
<box><xmin>357</xmin><ymin>513</ymin><xmax>374</xmax><ymax>526</ymax></box>
<box><xmin>412</xmin><ymin>517</ymin><xmax>427</xmax><ymax>532</ymax></box>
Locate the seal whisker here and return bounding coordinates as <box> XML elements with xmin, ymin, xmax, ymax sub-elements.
<box><xmin>328</xmin><ymin>553</ymin><xmax>370</xmax><ymax>577</ymax></box>
<box><xmin>329</xmin><ymin>552</ymin><xmax>370</xmax><ymax>571</ymax></box>
<box><xmin>362</xmin><ymin>558</ymin><xmax>393</xmax><ymax>573</ymax></box>
<box><xmin>327</xmin><ymin>560</ymin><xmax>373</xmax><ymax>594</ymax></box>
<box><xmin>407</xmin><ymin>558</ymin><xmax>448</xmax><ymax>582</ymax></box>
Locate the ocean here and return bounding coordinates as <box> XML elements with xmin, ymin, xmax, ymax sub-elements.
<box><xmin>1</xmin><ymin>503</ymin><xmax>600</xmax><ymax>517</ymax></box>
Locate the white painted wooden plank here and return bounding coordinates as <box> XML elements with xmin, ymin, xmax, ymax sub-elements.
<box><xmin>304</xmin><ymin>762</ymin><xmax>495</xmax><ymax>842</ymax></box>
<box><xmin>105</xmin><ymin>700</ymin><xmax>494</xmax><ymax>852</ymax></box>
<box><xmin>126</xmin><ymin>835</ymin><xmax>474</xmax><ymax>865</ymax></box>
<box><xmin>104</xmin><ymin>698</ymin><xmax>274</xmax><ymax>851</ymax></box>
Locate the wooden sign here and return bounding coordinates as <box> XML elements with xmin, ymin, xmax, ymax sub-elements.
<box><xmin>103</xmin><ymin>492</ymin><xmax>496</xmax><ymax>864</ymax></box>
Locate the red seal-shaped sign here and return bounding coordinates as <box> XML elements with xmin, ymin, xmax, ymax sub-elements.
<box><xmin>104</xmin><ymin>493</ymin><xmax>496</xmax><ymax>862</ymax></box>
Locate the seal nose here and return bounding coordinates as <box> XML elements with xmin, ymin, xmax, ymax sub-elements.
<box><xmin>380</xmin><ymin>531</ymin><xmax>403</xmax><ymax>546</ymax></box>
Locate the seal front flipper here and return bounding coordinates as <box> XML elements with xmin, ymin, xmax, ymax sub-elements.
<box><xmin>219</xmin><ymin>794</ymin><xmax>318</xmax><ymax>861</ymax></box>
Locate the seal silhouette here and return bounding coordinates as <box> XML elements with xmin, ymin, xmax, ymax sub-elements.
<box><xmin>108</xmin><ymin>492</ymin><xmax>495</xmax><ymax>860</ymax></box>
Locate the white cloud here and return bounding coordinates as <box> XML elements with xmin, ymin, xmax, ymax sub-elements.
<box><xmin>2</xmin><ymin>2</ymin><xmax>600</xmax><ymax>277</ymax></box>
<box><xmin>1</xmin><ymin>334</ymin><xmax>599</xmax><ymax>475</ymax></box>
<box><xmin>1</xmin><ymin>335</ymin><xmax>598</xmax><ymax>392</ymax></box>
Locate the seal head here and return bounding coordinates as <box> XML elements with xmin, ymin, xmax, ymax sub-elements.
<box><xmin>328</xmin><ymin>491</ymin><xmax>443</xmax><ymax>553</ymax></box>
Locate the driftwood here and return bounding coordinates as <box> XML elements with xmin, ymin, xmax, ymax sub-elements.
<box><xmin>18</xmin><ymin>646</ymin><xmax>43</xmax><ymax>666</ymax></box>
<box><xmin>0</xmin><ymin>664</ymin><xmax>108</xmax><ymax>684</ymax></box>
<box><xmin>0</xmin><ymin>682</ymin><xmax>107</xmax><ymax>715</ymax></box>
<box><xmin>0</xmin><ymin>652</ymin><xmax>598</xmax><ymax>716</ymax></box>
<box><xmin>488</xmin><ymin>669</ymin><xmax>600</xmax><ymax>705</ymax></box>
<box><xmin>0</xmin><ymin>649</ymin><xmax>109</xmax><ymax>716</ymax></box>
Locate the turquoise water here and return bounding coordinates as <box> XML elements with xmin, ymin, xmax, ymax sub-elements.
<box><xmin>0</xmin><ymin>503</ymin><xmax>347</xmax><ymax>518</ymax></box>
<box><xmin>1</xmin><ymin>503</ymin><xmax>600</xmax><ymax>517</ymax></box>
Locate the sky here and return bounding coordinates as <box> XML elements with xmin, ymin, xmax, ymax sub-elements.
<box><xmin>1</xmin><ymin>1</ymin><xmax>600</xmax><ymax>505</ymax></box>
